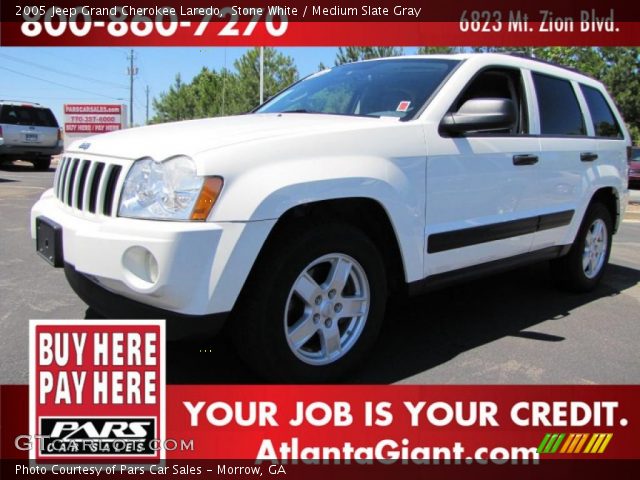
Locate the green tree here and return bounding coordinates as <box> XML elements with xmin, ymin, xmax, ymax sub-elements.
<box><xmin>417</xmin><ymin>47</ymin><xmax>463</xmax><ymax>55</ymax></box>
<box><xmin>597</xmin><ymin>48</ymin><xmax>640</xmax><ymax>143</ymax></box>
<box><xmin>151</xmin><ymin>74</ymin><xmax>194</xmax><ymax>123</ymax></box>
<box><xmin>530</xmin><ymin>47</ymin><xmax>605</xmax><ymax>77</ymax></box>
<box><xmin>334</xmin><ymin>47</ymin><xmax>403</xmax><ymax>65</ymax></box>
<box><xmin>233</xmin><ymin>47</ymin><xmax>298</xmax><ymax>111</ymax></box>
<box><xmin>188</xmin><ymin>67</ymin><xmax>244</xmax><ymax>117</ymax></box>
<box><xmin>151</xmin><ymin>48</ymin><xmax>298</xmax><ymax>122</ymax></box>
<box><xmin>151</xmin><ymin>69</ymin><xmax>244</xmax><ymax>122</ymax></box>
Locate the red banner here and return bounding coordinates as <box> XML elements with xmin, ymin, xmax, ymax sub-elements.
<box><xmin>4</xmin><ymin>384</ymin><xmax>640</xmax><ymax>462</ymax></box>
<box><xmin>2</xmin><ymin>21</ymin><xmax>639</xmax><ymax>46</ymax></box>
<box><xmin>2</xmin><ymin>1</ymin><xmax>640</xmax><ymax>46</ymax></box>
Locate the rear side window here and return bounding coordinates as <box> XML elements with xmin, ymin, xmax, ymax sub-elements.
<box><xmin>0</xmin><ymin>105</ymin><xmax>58</xmax><ymax>127</ymax></box>
<box><xmin>580</xmin><ymin>85</ymin><xmax>623</xmax><ymax>138</ymax></box>
<box><xmin>532</xmin><ymin>73</ymin><xmax>585</xmax><ymax>136</ymax></box>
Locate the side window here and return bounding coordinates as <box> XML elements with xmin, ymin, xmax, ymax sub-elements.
<box><xmin>580</xmin><ymin>85</ymin><xmax>623</xmax><ymax>138</ymax></box>
<box><xmin>0</xmin><ymin>106</ymin><xmax>19</xmax><ymax>124</ymax></box>
<box><xmin>450</xmin><ymin>68</ymin><xmax>528</xmax><ymax>135</ymax></box>
<box><xmin>532</xmin><ymin>73</ymin><xmax>585</xmax><ymax>136</ymax></box>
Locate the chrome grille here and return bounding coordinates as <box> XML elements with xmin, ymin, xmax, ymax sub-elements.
<box><xmin>54</xmin><ymin>157</ymin><xmax>123</xmax><ymax>216</ymax></box>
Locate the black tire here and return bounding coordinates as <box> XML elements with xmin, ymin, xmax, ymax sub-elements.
<box><xmin>32</xmin><ymin>157</ymin><xmax>52</xmax><ymax>171</ymax></box>
<box><xmin>551</xmin><ymin>203</ymin><xmax>613</xmax><ymax>292</ymax></box>
<box><xmin>231</xmin><ymin>223</ymin><xmax>387</xmax><ymax>383</ymax></box>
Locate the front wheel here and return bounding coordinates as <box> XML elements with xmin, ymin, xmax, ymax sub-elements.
<box><xmin>551</xmin><ymin>203</ymin><xmax>613</xmax><ymax>292</ymax></box>
<box><xmin>231</xmin><ymin>223</ymin><xmax>387</xmax><ymax>382</ymax></box>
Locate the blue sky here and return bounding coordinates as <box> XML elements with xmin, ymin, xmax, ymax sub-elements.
<box><xmin>0</xmin><ymin>47</ymin><xmax>424</xmax><ymax>126</ymax></box>
<box><xmin>0</xmin><ymin>46</ymin><xmax>390</xmax><ymax>125</ymax></box>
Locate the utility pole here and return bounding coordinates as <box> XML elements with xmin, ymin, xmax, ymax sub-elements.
<box><xmin>127</xmin><ymin>49</ymin><xmax>138</xmax><ymax>127</ymax></box>
<box><xmin>221</xmin><ymin>48</ymin><xmax>227</xmax><ymax>115</ymax></box>
<box><xmin>145</xmin><ymin>85</ymin><xmax>150</xmax><ymax>125</ymax></box>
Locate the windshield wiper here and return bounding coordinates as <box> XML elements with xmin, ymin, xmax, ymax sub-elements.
<box><xmin>281</xmin><ymin>109</ymin><xmax>316</xmax><ymax>113</ymax></box>
<box><xmin>279</xmin><ymin>109</ymin><xmax>381</xmax><ymax>118</ymax></box>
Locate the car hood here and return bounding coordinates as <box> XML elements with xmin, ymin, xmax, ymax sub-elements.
<box><xmin>65</xmin><ymin>113</ymin><xmax>391</xmax><ymax>160</ymax></box>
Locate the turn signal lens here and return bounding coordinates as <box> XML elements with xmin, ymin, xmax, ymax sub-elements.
<box><xmin>190</xmin><ymin>177</ymin><xmax>224</xmax><ymax>221</ymax></box>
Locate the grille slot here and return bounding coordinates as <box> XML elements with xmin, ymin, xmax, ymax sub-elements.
<box><xmin>75</xmin><ymin>160</ymin><xmax>90</xmax><ymax>210</ymax></box>
<box><xmin>88</xmin><ymin>162</ymin><xmax>105</xmax><ymax>214</ymax></box>
<box><xmin>56</xmin><ymin>157</ymin><xmax>71</xmax><ymax>199</ymax></box>
<box><xmin>102</xmin><ymin>165</ymin><xmax>122</xmax><ymax>216</ymax></box>
<box><xmin>53</xmin><ymin>157</ymin><xmax>65</xmax><ymax>198</ymax></box>
<box><xmin>54</xmin><ymin>156</ymin><xmax>123</xmax><ymax>217</ymax></box>
<box><xmin>65</xmin><ymin>159</ymin><xmax>79</xmax><ymax>206</ymax></box>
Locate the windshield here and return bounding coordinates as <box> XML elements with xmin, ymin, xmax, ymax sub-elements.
<box><xmin>256</xmin><ymin>58</ymin><xmax>459</xmax><ymax>120</ymax></box>
<box><xmin>633</xmin><ymin>148</ymin><xmax>640</xmax><ymax>161</ymax></box>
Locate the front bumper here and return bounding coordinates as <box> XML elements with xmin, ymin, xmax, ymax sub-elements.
<box><xmin>64</xmin><ymin>263</ymin><xmax>228</xmax><ymax>339</ymax></box>
<box><xmin>31</xmin><ymin>189</ymin><xmax>276</xmax><ymax>317</ymax></box>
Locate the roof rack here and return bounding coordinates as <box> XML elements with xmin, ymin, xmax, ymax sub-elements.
<box><xmin>0</xmin><ymin>99</ymin><xmax>42</xmax><ymax>106</ymax></box>
<box><xmin>502</xmin><ymin>51</ymin><xmax>587</xmax><ymax>76</ymax></box>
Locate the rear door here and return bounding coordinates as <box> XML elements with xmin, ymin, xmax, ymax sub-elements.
<box><xmin>578</xmin><ymin>83</ymin><xmax>628</xmax><ymax>218</ymax></box>
<box><xmin>0</xmin><ymin>105</ymin><xmax>59</xmax><ymax>147</ymax></box>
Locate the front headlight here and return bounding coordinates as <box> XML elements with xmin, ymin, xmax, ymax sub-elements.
<box><xmin>118</xmin><ymin>155</ymin><xmax>223</xmax><ymax>221</ymax></box>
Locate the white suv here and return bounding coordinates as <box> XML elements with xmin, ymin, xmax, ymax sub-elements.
<box><xmin>31</xmin><ymin>54</ymin><xmax>630</xmax><ymax>381</ymax></box>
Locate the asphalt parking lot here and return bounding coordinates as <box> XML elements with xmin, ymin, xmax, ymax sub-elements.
<box><xmin>1</xmin><ymin>162</ymin><xmax>640</xmax><ymax>385</ymax></box>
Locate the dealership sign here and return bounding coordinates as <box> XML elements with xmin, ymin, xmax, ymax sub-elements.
<box><xmin>29</xmin><ymin>320</ymin><xmax>165</xmax><ymax>462</ymax></box>
<box><xmin>64</xmin><ymin>104</ymin><xmax>126</xmax><ymax>135</ymax></box>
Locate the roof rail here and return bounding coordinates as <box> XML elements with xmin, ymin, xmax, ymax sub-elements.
<box><xmin>502</xmin><ymin>51</ymin><xmax>588</xmax><ymax>76</ymax></box>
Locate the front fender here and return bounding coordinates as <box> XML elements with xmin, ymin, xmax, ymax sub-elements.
<box><xmin>211</xmin><ymin>155</ymin><xmax>426</xmax><ymax>283</ymax></box>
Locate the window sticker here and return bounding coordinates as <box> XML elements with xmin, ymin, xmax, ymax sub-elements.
<box><xmin>397</xmin><ymin>101</ymin><xmax>411</xmax><ymax>112</ymax></box>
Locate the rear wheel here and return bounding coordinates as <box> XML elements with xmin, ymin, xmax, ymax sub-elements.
<box><xmin>231</xmin><ymin>223</ymin><xmax>387</xmax><ymax>382</ymax></box>
<box><xmin>551</xmin><ymin>203</ymin><xmax>612</xmax><ymax>292</ymax></box>
<box><xmin>32</xmin><ymin>157</ymin><xmax>51</xmax><ymax>171</ymax></box>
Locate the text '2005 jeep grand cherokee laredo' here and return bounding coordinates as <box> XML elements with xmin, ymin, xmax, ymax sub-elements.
<box><xmin>31</xmin><ymin>54</ymin><xmax>630</xmax><ymax>381</ymax></box>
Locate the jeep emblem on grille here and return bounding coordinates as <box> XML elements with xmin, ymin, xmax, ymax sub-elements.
<box><xmin>79</xmin><ymin>142</ymin><xmax>91</xmax><ymax>150</ymax></box>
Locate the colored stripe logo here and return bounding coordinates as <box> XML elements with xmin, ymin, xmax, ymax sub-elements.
<box><xmin>537</xmin><ymin>433</ymin><xmax>613</xmax><ymax>454</ymax></box>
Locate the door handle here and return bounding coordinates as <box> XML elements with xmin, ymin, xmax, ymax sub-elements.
<box><xmin>580</xmin><ymin>152</ymin><xmax>598</xmax><ymax>162</ymax></box>
<box><xmin>513</xmin><ymin>154</ymin><xmax>539</xmax><ymax>166</ymax></box>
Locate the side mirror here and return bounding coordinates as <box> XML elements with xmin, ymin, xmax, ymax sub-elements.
<box><xmin>440</xmin><ymin>98</ymin><xmax>516</xmax><ymax>135</ymax></box>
